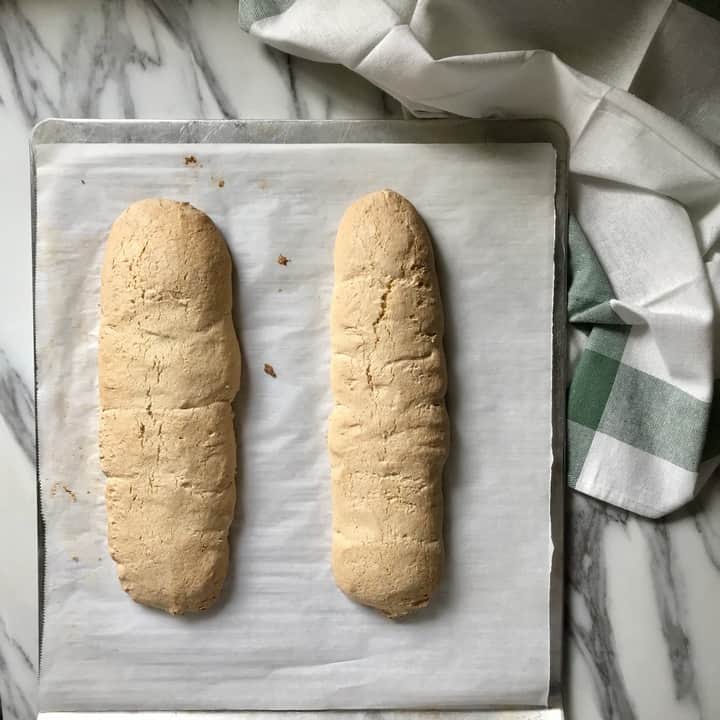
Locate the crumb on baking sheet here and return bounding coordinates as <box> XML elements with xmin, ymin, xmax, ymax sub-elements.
<box><xmin>277</xmin><ymin>254</ymin><xmax>290</xmax><ymax>266</ymax></box>
<box><xmin>184</xmin><ymin>155</ymin><xmax>198</xmax><ymax>166</ymax></box>
<box><xmin>264</xmin><ymin>363</ymin><xmax>277</xmax><ymax>378</ymax></box>
<box><xmin>217</xmin><ymin>178</ymin><xmax>225</xmax><ymax>188</ymax></box>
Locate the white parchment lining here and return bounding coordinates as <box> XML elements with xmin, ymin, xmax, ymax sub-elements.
<box><xmin>35</xmin><ymin>141</ymin><xmax>555</xmax><ymax>711</ymax></box>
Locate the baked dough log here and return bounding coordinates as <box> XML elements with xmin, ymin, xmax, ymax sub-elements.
<box><xmin>329</xmin><ymin>189</ymin><xmax>449</xmax><ymax>618</ymax></box>
<box><xmin>98</xmin><ymin>198</ymin><xmax>241</xmax><ymax>615</ymax></box>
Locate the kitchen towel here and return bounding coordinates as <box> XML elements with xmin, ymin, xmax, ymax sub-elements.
<box><xmin>237</xmin><ymin>0</ymin><xmax>720</xmax><ymax>518</ymax></box>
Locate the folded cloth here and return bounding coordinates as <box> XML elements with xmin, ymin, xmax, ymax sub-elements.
<box><xmin>238</xmin><ymin>0</ymin><xmax>720</xmax><ymax>517</ymax></box>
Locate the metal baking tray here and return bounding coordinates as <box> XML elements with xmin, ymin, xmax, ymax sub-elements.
<box><xmin>31</xmin><ymin>118</ymin><xmax>568</xmax><ymax>720</ymax></box>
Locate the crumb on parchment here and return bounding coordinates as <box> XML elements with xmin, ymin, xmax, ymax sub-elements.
<box><xmin>62</xmin><ymin>485</ymin><xmax>77</xmax><ymax>502</ymax></box>
<box><xmin>184</xmin><ymin>155</ymin><xmax>198</xmax><ymax>166</ymax></box>
<box><xmin>264</xmin><ymin>363</ymin><xmax>277</xmax><ymax>378</ymax></box>
<box><xmin>217</xmin><ymin>178</ymin><xmax>225</xmax><ymax>188</ymax></box>
<box><xmin>277</xmin><ymin>254</ymin><xmax>289</xmax><ymax>266</ymax></box>
<box><xmin>72</xmin><ymin>556</ymin><xmax>79</xmax><ymax>562</ymax></box>
<box><xmin>51</xmin><ymin>482</ymin><xmax>77</xmax><ymax>502</ymax></box>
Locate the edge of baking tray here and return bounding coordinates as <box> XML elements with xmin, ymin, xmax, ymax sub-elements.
<box><xmin>31</xmin><ymin>118</ymin><xmax>568</xmax><ymax>720</ymax></box>
<box><xmin>38</xmin><ymin>712</ymin><xmax>565</xmax><ymax>720</ymax></box>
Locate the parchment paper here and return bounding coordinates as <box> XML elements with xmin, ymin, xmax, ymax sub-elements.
<box><xmin>35</xmin><ymin>140</ymin><xmax>556</xmax><ymax>711</ymax></box>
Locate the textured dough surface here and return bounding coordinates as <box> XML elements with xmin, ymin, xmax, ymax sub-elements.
<box><xmin>98</xmin><ymin>198</ymin><xmax>241</xmax><ymax>615</ymax></box>
<box><xmin>329</xmin><ymin>189</ymin><xmax>449</xmax><ymax>618</ymax></box>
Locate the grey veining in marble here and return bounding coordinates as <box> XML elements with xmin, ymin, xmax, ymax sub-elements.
<box><xmin>265</xmin><ymin>46</ymin><xmax>302</xmax><ymax>118</ymax></box>
<box><xmin>0</xmin><ymin>349</ymin><xmax>35</xmax><ymax>464</ymax></box>
<box><xmin>566</xmin><ymin>491</ymin><xmax>710</xmax><ymax>720</ymax></box>
<box><xmin>1</xmin><ymin>2</ymin><xmax>720</xmax><ymax>720</ymax></box>
<box><xmin>565</xmin><ymin>495</ymin><xmax>635</xmax><ymax>719</ymax></box>
<box><xmin>690</xmin><ymin>480</ymin><xmax>720</xmax><ymax>572</ymax></box>
<box><xmin>641</xmin><ymin>523</ymin><xmax>699</xmax><ymax>711</ymax></box>
<box><xmin>0</xmin><ymin>616</ymin><xmax>36</xmax><ymax>720</ymax></box>
<box><xmin>565</xmin><ymin>482</ymin><xmax>720</xmax><ymax>720</ymax></box>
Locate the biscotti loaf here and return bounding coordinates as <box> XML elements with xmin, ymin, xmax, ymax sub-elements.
<box><xmin>98</xmin><ymin>198</ymin><xmax>241</xmax><ymax>615</ymax></box>
<box><xmin>329</xmin><ymin>189</ymin><xmax>449</xmax><ymax>618</ymax></box>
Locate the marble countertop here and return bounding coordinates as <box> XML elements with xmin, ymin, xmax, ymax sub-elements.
<box><xmin>1</xmin><ymin>3</ymin><xmax>719</xmax><ymax>720</ymax></box>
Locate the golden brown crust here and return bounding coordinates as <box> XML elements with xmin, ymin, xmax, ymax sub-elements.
<box><xmin>98</xmin><ymin>198</ymin><xmax>241</xmax><ymax>614</ymax></box>
<box><xmin>329</xmin><ymin>189</ymin><xmax>449</xmax><ymax>618</ymax></box>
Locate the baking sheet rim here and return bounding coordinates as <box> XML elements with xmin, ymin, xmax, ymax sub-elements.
<box><xmin>30</xmin><ymin>117</ymin><xmax>568</xmax><ymax>716</ymax></box>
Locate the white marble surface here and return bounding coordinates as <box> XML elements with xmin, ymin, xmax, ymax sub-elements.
<box><xmin>0</xmin><ymin>2</ymin><xmax>719</xmax><ymax>720</ymax></box>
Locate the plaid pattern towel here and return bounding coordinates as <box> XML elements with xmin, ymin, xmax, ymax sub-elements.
<box><xmin>568</xmin><ymin>219</ymin><xmax>717</xmax><ymax>515</ymax></box>
<box><xmin>239</xmin><ymin>0</ymin><xmax>720</xmax><ymax>517</ymax></box>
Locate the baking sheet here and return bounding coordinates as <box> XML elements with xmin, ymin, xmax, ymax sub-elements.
<box><xmin>34</xmin><ymin>133</ymin><xmax>557</xmax><ymax>711</ymax></box>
